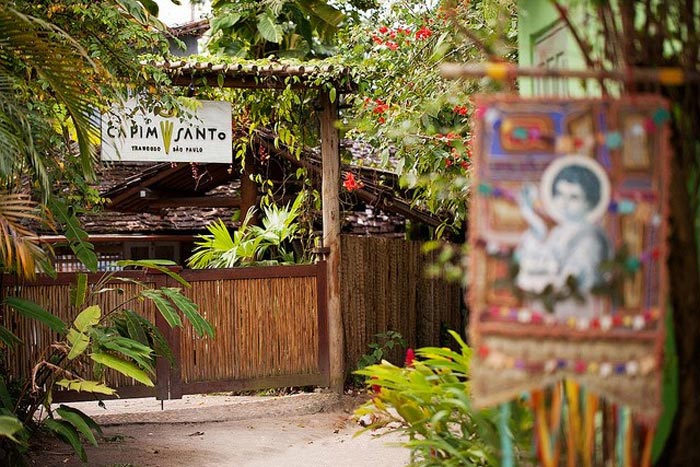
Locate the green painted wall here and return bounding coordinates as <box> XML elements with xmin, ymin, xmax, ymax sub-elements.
<box><xmin>517</xmin><ymin>0</ymin><xmax>600</xmax><ymax>97</ymax></box>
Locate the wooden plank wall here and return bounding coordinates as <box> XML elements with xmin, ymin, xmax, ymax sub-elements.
<box><xmin>340</xmin><ymin>235</ymin><xmax>464</xmax><ymax>373</ymax></box>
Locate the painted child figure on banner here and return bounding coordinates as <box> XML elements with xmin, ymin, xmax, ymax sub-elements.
<box><xmin>515</xmin><ymin>155</ymin><xmax>612</xmax><ymax>319</ymax></box>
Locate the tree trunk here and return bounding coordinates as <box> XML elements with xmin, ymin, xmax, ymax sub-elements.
<box><xmin>660</xmin><ymin>86</ymin><xmax>700</xmax><ymax>465</ymax></box>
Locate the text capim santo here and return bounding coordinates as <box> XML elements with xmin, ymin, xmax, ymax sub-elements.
<box><xmin>101</xmin><ymin>99</ymin><xmax>233</xmax><ymax>164</ymax></box>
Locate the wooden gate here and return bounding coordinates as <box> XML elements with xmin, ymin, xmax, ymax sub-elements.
<box><xmin>1</xmin><ymin>263</ymin><xmax>329</xmax><ymax>402</ymax></box>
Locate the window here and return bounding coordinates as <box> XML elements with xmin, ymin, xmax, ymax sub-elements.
<box><xmin>124</xmin><ymin>242</ymin><xmax>180</xmax><ymax>264</ymax></box>
<box><xmin>533</xmin><ymin>22</ymin><xmax>570</xmax><ymax>97</ymax></box>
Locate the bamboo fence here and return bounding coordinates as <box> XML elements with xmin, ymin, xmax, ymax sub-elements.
<box><xmin>2</xmin><ymin>236</ymin><xmax>463</xmax><ymax>399</ymax></box>
<box><xmin>341</xmin><ymin>235</ymin><xmax>464</xmax><ymax>371</ymax></box>
<box><xmin>0</xmin><ymin>274</ymin><xmax>157</xmax><ymax>393</ymax></box>
<box><xmin>178</xmin><ymin>275</ymin><xmax>320</xmax><ymax>383</ymax></box>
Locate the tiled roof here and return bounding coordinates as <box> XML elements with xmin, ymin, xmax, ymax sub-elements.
<box><xmin>168</xmin><ymin>19</ymin><xmax>210</xmax><ymax>38</ymax></box>
<box><xmin>78</xmin><ymin>162</ymin><xmax>240</xmax><ymax>234</ymax></box>
<box><xmin>71</xmin><ymin>130</ymin><xmax>441</xmax><ymax>237</ymax></box>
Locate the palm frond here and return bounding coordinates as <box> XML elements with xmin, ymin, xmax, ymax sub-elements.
<box><xmin>0</xmin><ymin>192</ymin><xmax>52</xmax><ymax>279</ymax></box>
<box><xmin>0</xmin><ymin>74</ymin><xmax>48</xmax><ymax>190</ymax></box>
<box><xmin>0</xmin><ymin>5</ymin><xmax>104</xmax><ymax>184</ymax></box>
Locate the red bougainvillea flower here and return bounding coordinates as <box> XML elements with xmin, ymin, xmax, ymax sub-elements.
<box><xmin>404</xmin><ymin>348</ymin><xmax>415</xmax><ymax>367</ymax></box>
<box><xmin>453</xmin><ymin>104</ymin><xmax>468</xmax><ymax>116</ymax></box>
<box><xmin>371</xmin><ymin>375</ymin><xmax>381</xmax><ymax>394</ymax></box>
<box><xmin>415</xmin><ymin>26</ymin><xmax>432</xmax><ymax>40</ymax></box>
<box><xmin>343</xmin><ymin>172</ymin><xmax>364</xmax><ymax>192</ymax></box>
<box><xmin>371</xmin><ymin>35</ymin><xmax>383</xmax><ymax>45</ymax></box>
<box><xmin>372</xmin><ymin>99</ymin><xmax>389</xmax><ymax>114</ymax></box>
<box><xmin>378</xmin><ymin>25</ymin><xmax>389</xmax><ymax>34</ymax></box>
<box><xmin>385</xmin><ymin>40</ymin><xmax>398</xmax><ymax>51</ymax></box>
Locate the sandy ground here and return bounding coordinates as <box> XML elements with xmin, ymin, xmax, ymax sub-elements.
<box><xmin>27</xmin><ymin>392</ymin><xmax>410</xmax><ymax>467</ymax></box>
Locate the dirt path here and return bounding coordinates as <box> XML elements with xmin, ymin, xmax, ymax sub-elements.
<box><xmin>28</xmin><ymin>392</ymin><xmax>410</xmax><ymax>467</ymax></box>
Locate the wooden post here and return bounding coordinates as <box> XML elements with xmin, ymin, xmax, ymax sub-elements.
<box><xmin>319</xmin><ymin>88</ymin><xmax>344</xmax><ymax>393</ymax></box>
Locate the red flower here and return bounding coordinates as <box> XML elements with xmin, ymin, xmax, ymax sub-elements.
<box><xmin>343</xmin><ymin>172</ymin><xmax>364</xmax><ymax>192</ymax></box>
<box><xmin>371</xmin><ymin>35</ymin><xmax>383</xmax><ymax>45</ymax></box>
<box><xmin>453</xmin><ymin>105</ymin><xmax>468</xmax><ymax>116</ymax></box>
<box><xmin>373</xmin><ymin>100</ymin><xmax>389</xmax><ymax>114</ymax></box>
<box><xmin>404</xmin><ymin>348</ymin><xmax>415</xmax><ymax>367</ymax></box>
<box><xmin>378</xmin><ymin>25</ymin><xmax>389</xmax><ymax>34</ymax></box>
<box><xmin>644</xmin><ymin>117</ymin><xmax>656</xmax><ymax>133</ymax></box>
<box><xmin>478</xmin><ymin>345</ymin><xmax>490</xmax><ymax>359</ymax></box>
<box><xmin>371</xmin><ymin>375</ymin><xmax>381</xmax><ymax>393</ymax></box>
<box><xmin>385</xmin><ymin>40</ymin><xmax>399</xmax><ymax>51</ymax></box>
<box><xmin>415</xmin><ymin>26</ymin><xmax>432</xmax><ymax>40</ymax></box>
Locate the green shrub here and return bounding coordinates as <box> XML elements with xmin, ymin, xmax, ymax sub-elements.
<box><xmin>351</xmin><ymin>330</ymin><xmax>407</xmax><ymax>387</ymax></box>
<box><xmin>0</xmin><ymin>260</ymin><xmax>213</xmax><ymax>464</ymax></box>
<box><xmin>355</xmin><ymin>330</ymin><xmax>532</xmax><ymax>466</ymax></box>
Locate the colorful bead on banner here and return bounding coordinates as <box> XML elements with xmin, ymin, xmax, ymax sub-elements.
<box><xmin>652</xmin><ymin>107</ymin><xmax>671</xmax><ymax>125</ymax></box>
<box><xmin>605</xmin><ymin>131</ymin><xmax>623</xmax><ymax>149</ymax></box>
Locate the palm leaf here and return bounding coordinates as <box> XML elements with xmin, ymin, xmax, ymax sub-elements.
<box><xmin>55</xmin><ymin>378</ymin><xmax>116</xmax><ymax>396</ymax></box>
<box><xmin>66</xmin><ymin>329</ymin><xmax>90</xmax><ymax>360</ymax></box>
<box><xmin>49</xmin><ymin>198</ymin><xmax>97</xmax><ymax>272</ymax></box>
<box><xmin>0</xmin><ymin>192</ymin><xmax>52</xmax><ymax>278</ymax></box>
<box><xmin>95</xmin><ymin>335</ymin><xmax>155</xmax><ymax>373</ymax></box>
<box><xmin>70</xmin><ymin>273</ymin><xmax>89</xmax><ymax>308</ymax></box>
<box><xmin>161</xmin><ymin>287</ymin><xmax>214</xmax><ymax>339</ymax></box>
<box><xmin>56</xmin><ymin>405</ymin><xmax>99</xmax><ymax>447</ymax></box>
<box><xmin>141</xmin><ymin>289</ymin><xmax>182</xmax><ymax>328</ymax></box>
<box><xmin>124</xmin><ymin>310</ymin><xmax>175</xmax><ymax>366</ymax></box>
<box><xmin>123</xmin><ymin>310</ymin><xmax>149</xmax><ymax>346</ymax></box>
<box><xmin>90</xmin><ymin>352</ymin><xmax>154</xmax><ymax>387</ymax></box>
<box><xmin>44</xmin><ymin>418</ymin><xmax>87</xmax><ymax>462</ymax></box>
<box><xmin>5</xmin><ymin>296</ymin><xmax>66</xmax><ymax>334</ymax></box>
<box><xmin>0</xmin><ymin>6</ymin><xmax>102</xmax><ymax>182</ymax></box>
<box><xmin>115</xmin><ymin>259</ymin><xmax>190</xmax><ymax>288</ymax></box>
<box><xmin>0</xmin><ymin>415</ymin><xmax>23</xmax><ymax>443</ymax></box>
<box><xmin>0</xmin><ymin>76</ymin><xmax>48</xmax><ymax>189</ymax></box>
<box><xmin>0</xmin><ymin>325</ymin><xmax>21</xmax><ymax>349</ymax></box>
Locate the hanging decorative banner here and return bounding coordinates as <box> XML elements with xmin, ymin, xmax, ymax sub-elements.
<box><xmin>468</xmin><ymin>96</ymin><xmax>669</xmax><ymax>422</ymax></box>
<box><xmin>101</xmin><ymin>99</ymin><xmax>232</xmax><ymax>163</ymax></box>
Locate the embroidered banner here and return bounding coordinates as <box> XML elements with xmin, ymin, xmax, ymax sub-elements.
<box><xmin>468</xmin><ymin>96</ymin><xmax>670</xmax><ymax>420</ymax></box>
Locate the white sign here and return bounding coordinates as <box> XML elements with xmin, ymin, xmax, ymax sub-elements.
<box><xmin>101</xmin><ymin>99</ymin><xmax>232</xmax><ymax>163</ymax></box>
